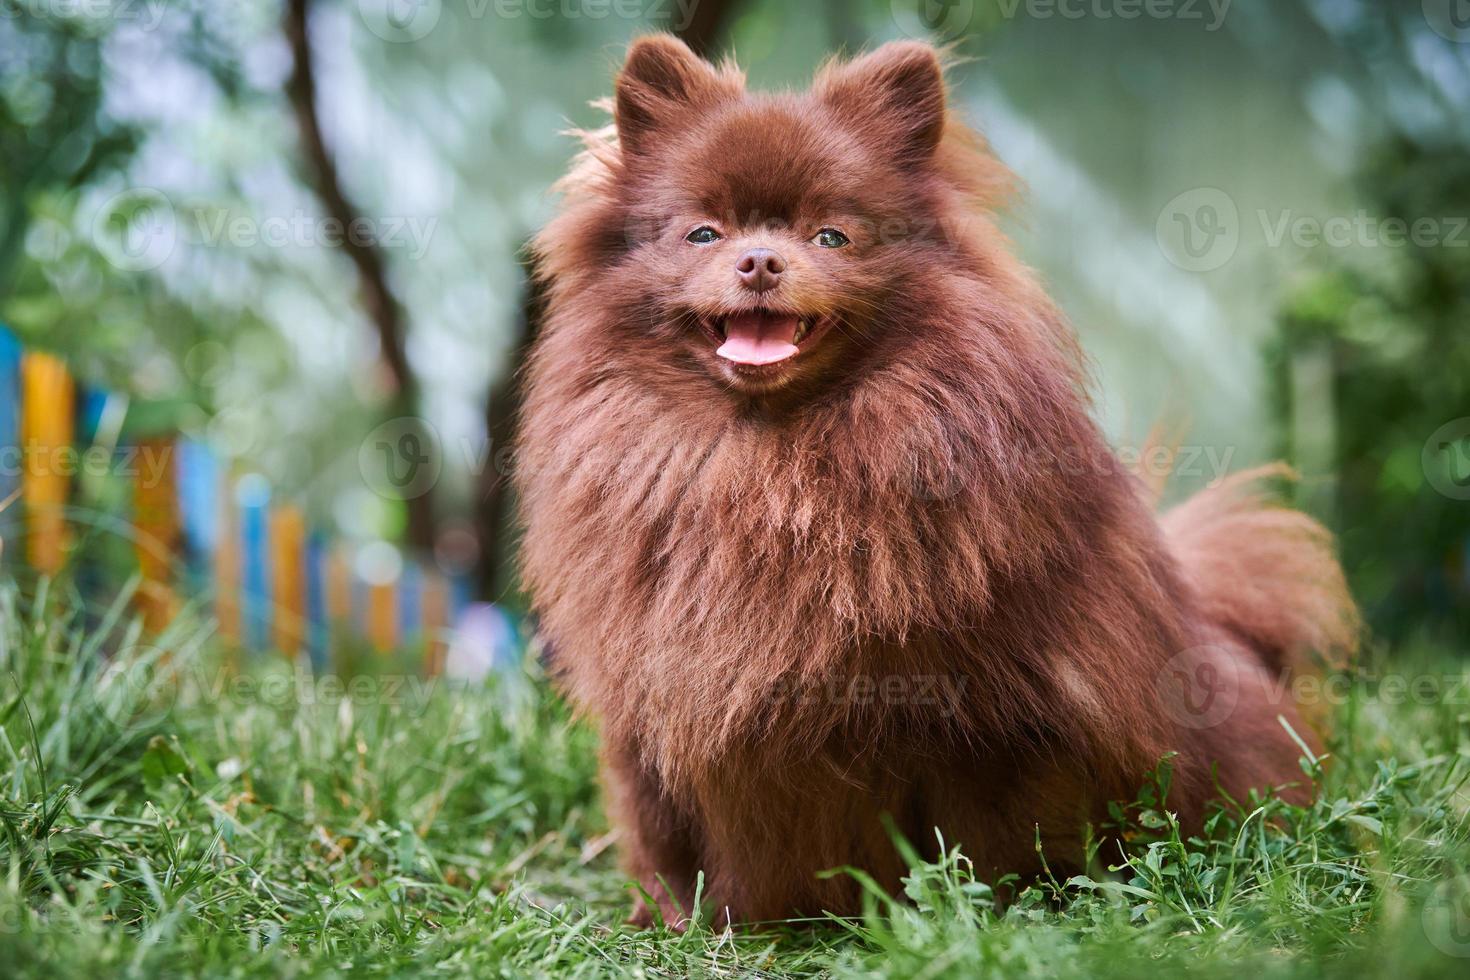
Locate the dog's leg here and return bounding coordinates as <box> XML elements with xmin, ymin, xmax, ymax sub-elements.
<box><xmin>601</xmin><ymin>736</ymin><xmax>701</xmax><ymax>929</ymax></box>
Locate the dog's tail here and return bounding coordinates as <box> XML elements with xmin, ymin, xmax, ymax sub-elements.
<box><xmin>1160</xmin><ymin>464</ymin><xmax>1359</xmax><ymax>676</ymax></box>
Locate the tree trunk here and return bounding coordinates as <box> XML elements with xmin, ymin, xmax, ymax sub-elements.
<box><xmin>283</xmin><ymin>0</ymin><xmax>436</xmax><ymax>552</ymax></box>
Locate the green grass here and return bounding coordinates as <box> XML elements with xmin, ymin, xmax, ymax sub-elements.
<box><xmin>2</xmin><ymin>577</ymin><xmax>1469</xmax><ymax>978</ymax></box>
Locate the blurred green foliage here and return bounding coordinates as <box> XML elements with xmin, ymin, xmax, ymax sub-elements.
<box><xmin>0</xmin><ymin>6</ymin><xmax>281</xmax><ymax>427</ymax></box>
<box><xmin>0</xmin><ymin>12</ymin><xmax>136</xmax><ymax>293</ymax></box>
<box><xmin>1272</xmin><ymin>138</ymin><xmax>1470</xmax><ymax>647</ymax></box>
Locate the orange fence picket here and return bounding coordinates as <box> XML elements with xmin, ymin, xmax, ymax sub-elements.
<box><xmin>21</xmin><ymin>352</ymin><xmax>75</xmax><ymax>575</ymax></box>
<box><xmin>133</xmin><ymin>434</ymin><xmax>180</xmax><ymax>630</ymax></box>
<box><xmin>270</xmin><ymin>505</ymin><xmax>306</xmax><ymax>655</ymax></box>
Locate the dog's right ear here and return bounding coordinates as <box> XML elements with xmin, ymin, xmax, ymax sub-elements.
<box><xmin>615</xmin><ymin>34</ymin><xmax>735</xmax><ymax>159</ymax></box>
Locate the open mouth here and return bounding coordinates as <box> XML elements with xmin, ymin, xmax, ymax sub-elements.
<box><xmin>704</xmin><ymin>310</ymin><xmax>837</xmax><ymax>367</ymax></box>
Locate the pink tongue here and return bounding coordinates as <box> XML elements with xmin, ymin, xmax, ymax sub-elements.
<box><xmin>716</xmin><ymin>313</ymin><xmax>801</xmax><ymax>365</ymax></box>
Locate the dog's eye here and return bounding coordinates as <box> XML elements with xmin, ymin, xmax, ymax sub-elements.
<box><xmin>685</xmin><ymin>226</ymin><xmax>722</xmax><ymax>245</ymax></box>
<box><xmin>814</xmin><ymin>228</ymin><xmax>850</xmax><ymax>249</ymax></box>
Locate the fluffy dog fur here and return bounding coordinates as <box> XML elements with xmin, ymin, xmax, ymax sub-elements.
<box><xmin>517</xmin><ymin>35</ymin><xmax>1358</xmax><ymax>926</ymax></box>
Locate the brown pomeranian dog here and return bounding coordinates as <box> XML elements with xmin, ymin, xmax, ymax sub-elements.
<box><xmin>517</xmin><ymin>35</ymin><xmax>1358</xmax><ymax>927</ymax></box>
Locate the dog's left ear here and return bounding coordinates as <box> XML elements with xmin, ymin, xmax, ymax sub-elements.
<box><xmin>817</xmin><ymin>42</ymin><xmax>946</xmax><ymax>163</ymax></box>
<box><xmin>615</xmin><ymin>34</ymin><xmax>738</xmax><ymax>159</ymax></box>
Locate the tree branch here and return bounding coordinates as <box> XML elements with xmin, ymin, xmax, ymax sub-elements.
<box><xmin>283</xmin><ymin>0</ymin><xmax>435</xmax><ymax>551</ymax></box>
<box><xmin>670</xmin><ymin>0</ymin><xmax>738</xmax><ymax>56</ymax></box>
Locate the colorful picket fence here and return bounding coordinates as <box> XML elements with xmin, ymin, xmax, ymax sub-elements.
<box><xmin>0</xmin><ymin>324</ymin><xmax>496</xmax><ymax>674</ymax></box>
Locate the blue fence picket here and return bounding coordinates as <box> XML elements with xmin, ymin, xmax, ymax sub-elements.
<box><xmin>400</xmin><ymin>559</ymin><xmax>422</xmax><ymax>643</ymax></box>
<box><xmin>0</xmin><ymin>325</ymin><xmax>21</xmax><ymax>544</ymax></box>
<box><xmin>177</xmin><ymin>438</ymin><xmax>219</xmax><ymax>560</ymax></box>
<box><xmin>306</xmin><ymin>530</ymin><xmax>330</xmax><ymax>670</ymax></box>
<box><xmin>350</xmin><ymin>560</ymin><xmax>368</xmax><ymax>641</ymax></box>
<box><xmin>77</xmin><ymin>387</ymin><xmax>110</xmax><ymax>446</ymax></box>
<box><xmin>450</xmin><ymin>572</ymin><xmax>472</xmax><ymax>625</ymax></box>
<box><xmin>236</xmin><ymin>474</ymin><xmax>271</xmax><ymax>652</ymax></box>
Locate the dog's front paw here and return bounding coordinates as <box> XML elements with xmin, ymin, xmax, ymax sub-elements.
<box><xmin>625</xmin><ymin>901</ymin><xmax>655</xmax><ymax>929</ymax></box>
<box><xmin>626</xmin><ymin>896</ymin><xmax>690</xmax><ymax>932</ymax></box>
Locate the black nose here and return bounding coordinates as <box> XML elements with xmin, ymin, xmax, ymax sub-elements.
<box><xmin>735</xmin><ymin>248</ymin><xmax>786</xmax><ymax>293</ymax></box>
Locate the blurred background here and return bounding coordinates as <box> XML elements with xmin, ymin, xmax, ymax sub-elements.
<box><xmin>1</xmin><ymin>0</ymin><xmax>1466</xmax><ymax>657</ymax></box>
